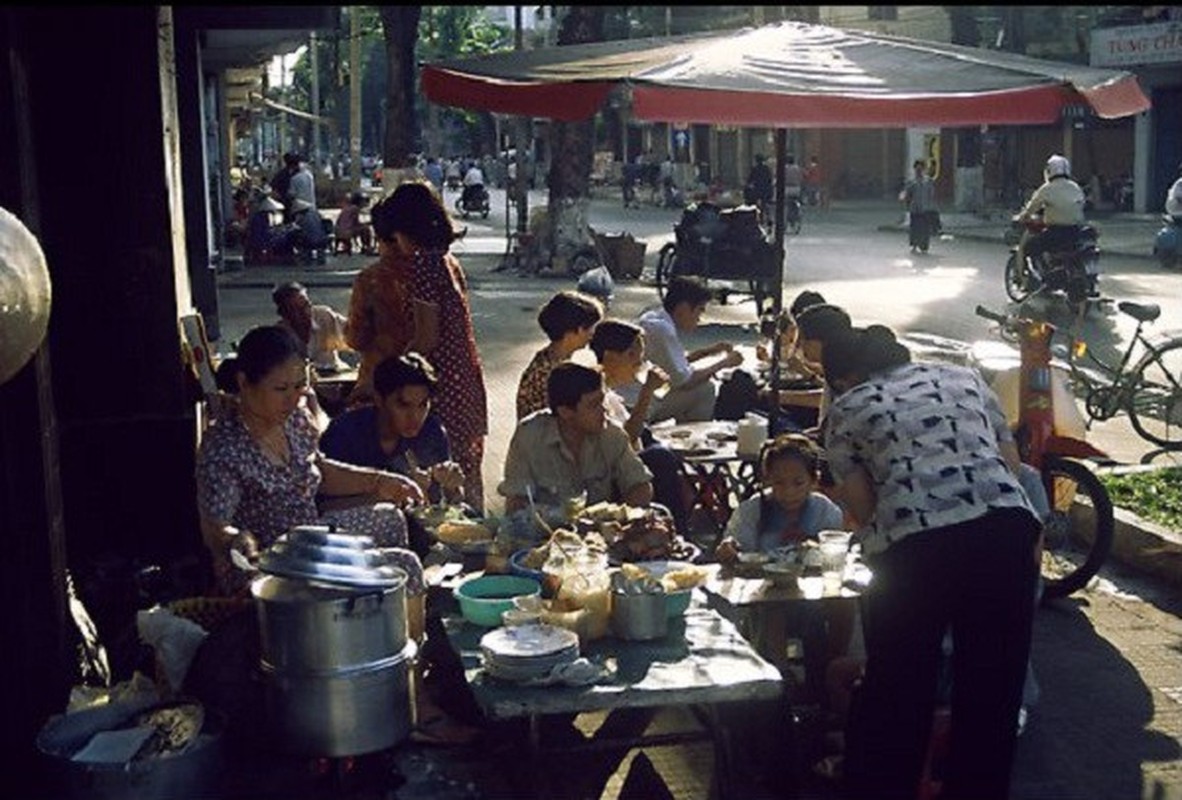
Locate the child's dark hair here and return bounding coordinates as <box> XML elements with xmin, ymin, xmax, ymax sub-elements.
<box><xmin>537</xmin><ymin>291</ymin><xmax>604</xmax><ymax>342</ymax></box>
<box><xmin>759</xmin><ymin>433</ymin><xmax>822</xmax><ymax>481</ymax></box>
<box><xmin>589</xmin><ymin>319</ymin><xmax>642</xmax><ymax>362</ymax></box>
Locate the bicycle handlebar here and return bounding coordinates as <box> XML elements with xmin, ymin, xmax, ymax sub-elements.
<box><xmin>975</xmin><ymin>305</ymin><xmax>1008</xmax><ymax>325</ymax></box>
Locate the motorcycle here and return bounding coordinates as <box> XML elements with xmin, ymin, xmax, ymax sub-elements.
<box><xmin>1004</xmin><ymin>217</ymin><xmax>1101</xmax><ymax>312</ymax></box>
<box><xmin>455</xmin><ymin>184</ymin><xmax>490</xmax><ymax>219</ymax></box>
<box><xmin>1153</xmin><ymin>214</ymin><xmax>1181</xmax><ymax>270</ymax></box>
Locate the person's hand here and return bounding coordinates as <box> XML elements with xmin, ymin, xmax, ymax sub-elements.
<box><xmin>715</xmin><ymin>537</ymin><xmax>740</xmax><ymax>564</ymax></box>
<box><xmin>430</xmin><ymin>461</ymin><xmax>466</xmax><ymax>497</ymax></box>
<box><xmin>374</xmin><ymin>472</ymin><xmax>426</xmax><ymax>507</ymax></box>
<box><xmin>224</xmin><ymin>527</ymin><xmax>260</xmax><ymax>569</ymax></box>
<box><xmin>642</xmin><ymin>364</ymin><xmax>669</xmax><ymax>395</ymax></box>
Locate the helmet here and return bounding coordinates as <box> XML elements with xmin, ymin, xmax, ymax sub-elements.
<box><xmin>577</xmin><ymin>265</ymin><xmax>615</xmax><ymax>305</ymax></box>
<box><xmin>1045</xmin><ymin>154</ymin><xmax>1071</xmax><ymax>180</ymax></box>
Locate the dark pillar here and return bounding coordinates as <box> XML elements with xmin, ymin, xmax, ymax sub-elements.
<box><xmin>7</xmin><ymin>5</ymin><xmax>203</xmax><ymax>675</ymax></box>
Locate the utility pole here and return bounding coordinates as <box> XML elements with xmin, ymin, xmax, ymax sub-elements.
<box><xmin>349</xmin><ymin>6</ymin><xmax>361</xmax><ymax>191</ymax></box>
<box><xmin>514</xmin><ymin>6</ymin><xmax>529</xmax><ymax>235</ymax></box>
<box><xmin>310</xmin><ymin>32</ymin><xmax>321</xmax><ymax>174</ymax></box>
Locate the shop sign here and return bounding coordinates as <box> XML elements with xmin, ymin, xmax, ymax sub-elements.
<box><xmin>1091</xmin><ymin>22</ymin><xmax>1182</xmax><ymax>67</ymax></box>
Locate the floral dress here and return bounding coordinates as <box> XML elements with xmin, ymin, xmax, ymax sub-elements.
<box><xmin>345</xmin><ymin>252</ymin><xmax>415</xmax><ymax>400</ymax></box>
<box><xmin>411</xmin><ymin>249</ymin><xmax>489</xmax><ymax>510</ymax></box>
<box><xmin>516</xmin><ymin>346</ymin><xmax>563</xmax><ymax>421</ymax></box>
<box><xmin>196</xmin><ymin>405</ymin><xmax>423</xmax><ymax>597</ymax></box>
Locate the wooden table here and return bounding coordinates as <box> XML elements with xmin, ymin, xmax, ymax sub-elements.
<box><xmin>648</xmin><ymin>420</ymin><xmax>760</xmax><ymax>538</ymax></box>
<box><xmin>701</xmin><ymin>561</ymin><xmax>871</xmax><ymax>703</ymax></box>
<box><xmin>443</xmin><ymin>599</ymin><xmax>783</xmax><ymax>799</ymax></box>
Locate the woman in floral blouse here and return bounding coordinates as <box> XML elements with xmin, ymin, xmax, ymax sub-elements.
<box><xmin>378</xmin><ymin>181</ymin><xmax>490</xmax><ymax>511</ymax></box>
<box><xmin>196</xmin><ymin>326</ymin><xmax>427</xmax><ymax>631</ymax></box>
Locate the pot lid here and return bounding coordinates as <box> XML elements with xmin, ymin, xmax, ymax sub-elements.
<box><xmin>0</xmin><ymin>207</ymin><xmax>52</xmax><ymax>386</ymax></box>
<box><xmin>256</xmin><ymin>531</ymin><xmax>407</xmax><ymax>590</ymax></box>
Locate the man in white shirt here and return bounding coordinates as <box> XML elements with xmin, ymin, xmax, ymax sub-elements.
<box><xmin>287</xmin><ymin>155</ymin><xmax>317</xmax><ymax>213</ymax></box>
<box><xmin>273</xmin><ymin>281</ymin><xmax>351</xmax><ymax>372</ymax></box>
<box><xmin>1016</xmin><ymin>154</ymin><xmax>1086</xmax><ymax>268</ymax></box>
<box><xmin>461</xmin><ymin>161</ymin><xmax>486</xmax><ymax>207</ymax></box>
<box><xmin>637</xmin><ymin>276</ymin><xmax>742</xmax><ymax>423</ymax></box>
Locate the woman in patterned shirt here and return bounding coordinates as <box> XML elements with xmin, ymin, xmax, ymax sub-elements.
<box><xmin>196</xmin><ymin>326</ymin><xmax>428</xmax><ymax>631</ymax></box>
<box><xmin>382</xmin><ymin>181</ymin><xmax>490</xmax><ymax>512</ymax></box>
<box><xmin>822</xmin><ymin>324</ymin><xmax>1040</xmax><ymax>800</ymax></box>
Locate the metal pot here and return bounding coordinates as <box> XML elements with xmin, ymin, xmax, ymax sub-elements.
<box><xmin>261</xmin><ymin>643</ymin><xmax>415</xmax><ymax>757</ymax></box>
<box><xmin>251</xmin><ymin>573</ymin><xmax>408</xmax><ymax>672</ymax></box>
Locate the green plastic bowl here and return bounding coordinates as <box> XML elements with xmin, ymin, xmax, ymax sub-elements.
<box><xmin>454</xmin><ymin>574</ymin><xmax>542</xmax><ymax>627</ymax></box>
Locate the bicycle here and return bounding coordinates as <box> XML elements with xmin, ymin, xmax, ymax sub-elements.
<box><xmin>1061</xmin><ymin>300</ymin><xmax>1182</xmax><ymax>452</ymax></box>
<box><xmin>975</xmin><ymin>305</ymin><xmax>1115</xmax><ymax>600</ymax></box>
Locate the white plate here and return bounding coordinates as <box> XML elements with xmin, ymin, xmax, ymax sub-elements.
<box><xmin>480</xmin><ymin>624</ymin><xmax>580</xmax><ymax>659</ymax></box>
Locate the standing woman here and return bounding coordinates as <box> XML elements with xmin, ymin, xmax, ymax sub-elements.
<box><xmin>196</xmin><ymin>326</ymin><xmax>428</xmax><ymax>631</ymax></box>
<box><xmin>384</xmin><ymin>181</ymin><xmax>489</xmax><ymax>512</ymax></box>
<box><xmin>344</xmin><ymin>194</ymin><xmax>417</xmax><ymax>404</ymax></box>
<box><xmin>821</xmin><ymin>325</ymin><xmax>1040</xmax><ymax>800</ymax></box>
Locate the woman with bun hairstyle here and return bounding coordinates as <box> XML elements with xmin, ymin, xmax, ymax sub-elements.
<box><xmin>821</xmin><ymin>324</ymin><xmax>1040</xmax><ymax>799</ymax></box>
<box><xmin>196</xmin><ymin>326</ymin><xmax>427</xmax><ymax>632</ymax></box>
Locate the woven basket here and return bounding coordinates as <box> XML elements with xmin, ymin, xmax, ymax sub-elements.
<box><xmin>166</xmin><ymin>596</ymin><xmax>253</xmax><ymax>632</ymax></box>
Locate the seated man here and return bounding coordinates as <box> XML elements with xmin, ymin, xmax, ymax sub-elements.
<box><xmin>320</xmin><ymin>353</ymin><xmax>464</xmax><ymax>556</ymax></box>
<box><xmin>636</xmin><ymin>275</ymin><xmax>743</xmax><ymax>423</ymax></box>
<box><xmin>333</xmin><ymin>191</ymin><xmax>374</xmax><ymax>254</ymax></box>
<box><xmin>272</xmin><ymin>281</ymin><xmax>351</xmax><ymax>373</ymax></box>
<box><xmin>500</xmin><ymin>362</ymin><xmax>653</xmax><ymax>513</ymax></box>
<box><xmin>290</xmin><ymin>198</ymin><xmax>330</xmax><ymax>262</ymax></box>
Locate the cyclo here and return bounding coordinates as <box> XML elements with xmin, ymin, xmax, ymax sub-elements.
<box><xmin>655</xmin><ymin>201</ymin><xmax>780</xmax><ymax>316</ymax></box>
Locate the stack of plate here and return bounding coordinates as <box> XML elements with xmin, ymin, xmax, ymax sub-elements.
<box><xmin>479</xmin><ymin>624</ymin><xmax>579</xmax><ymax>682</ymax></box>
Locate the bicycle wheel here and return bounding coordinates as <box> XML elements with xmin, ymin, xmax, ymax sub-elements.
<box><xmin>1004</xmin><ymin>252</ymin><xmax>1033</xmax><ymax>302</ymax></box>
<box><xmin>655</xmin><ymin>243</ymin><xmax>676</xmax><ymax>300</ymax></box>
<box><xmin>1038</xmin><ymin>456</ymin><xmax>1114</xmax><ymax>601</ymax></box>
<box><xmin>1128</xmin><ymin>338</ymin><xmax>1182</xmax><ymax>450</ymax></box>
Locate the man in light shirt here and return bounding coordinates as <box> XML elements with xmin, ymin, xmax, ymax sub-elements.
<box><xmin>636</xmin><ymin>276</ymin><xmax>742</xmax><ymax>423</ymax></box>
<box><xmin>1016</xmin><ymin>153</ymin><xmax>1087</xmax><ymax>270</ymax></box>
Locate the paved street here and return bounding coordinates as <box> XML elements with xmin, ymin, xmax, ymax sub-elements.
<box><xmin>212</xmin><ymin>190</ymin><xmax>1182</xmax><ymax>799</ymax></box>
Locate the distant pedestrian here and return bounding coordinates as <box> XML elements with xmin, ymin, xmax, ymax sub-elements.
<box><xmin>423</xmin><ymin>157</ymin><xmax>444</xmax><ymax>194</ymax></box>
<box><xmin>286</xmin><ymin>154</ymin><xmax>316</xmax><ymax>213</ymax></box>
<box><xmin>901</xmin><ymin>159</ymin><xmax>938</xmax><ymax>254</ymax></box>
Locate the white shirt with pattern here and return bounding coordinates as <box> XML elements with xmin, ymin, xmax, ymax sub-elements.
<box><xmin>824</xmin><ymin>361</ymin><xmax>1033</xmax><ymax>556</ymax></box>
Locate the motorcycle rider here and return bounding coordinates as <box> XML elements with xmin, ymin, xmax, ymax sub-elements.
<box><xmin>1015</xmin><ymin>154</ymin><xmax>1087</xmax><ymax>279</ymax></box>
<box><xmin>461</xmin><ymin>160</ymin><xmax>486</xmax><ymax>209</ymax></box>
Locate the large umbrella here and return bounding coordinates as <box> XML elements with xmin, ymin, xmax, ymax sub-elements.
<box><xmin>423</xmin><ymin>19</ymin><xmax>1147</xmax><ymax>266</ymax></box>
<box><xmin>422</xmin><ymin>21</ymin><xmax>1148</xmax><ymax>127</ymax></box>
<box><xmin>421</xmin><ymin>20</ymin><xmax>1149</xmax><ymax>423</ymax></box>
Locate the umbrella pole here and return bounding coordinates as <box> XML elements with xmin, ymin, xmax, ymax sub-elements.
<box><xmin>768</xmin><ymin>129</ymin><xmax>788</xmax><ymax>437</ymax></box>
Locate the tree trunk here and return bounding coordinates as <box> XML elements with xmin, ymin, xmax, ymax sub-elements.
<box><xmin>539</xmin><ymin>7</ymin><xmax>605</xmax><ymax>273</ymax></box>
<box><xmin>379</xmin><ymin>6</ymin><xmax>421</xmax><ymax>184</ymax></box>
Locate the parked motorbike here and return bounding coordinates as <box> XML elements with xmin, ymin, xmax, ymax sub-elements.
<box><xmin>455</xmin><ymin>185</ymin><xmax>490</xmax><ymax>219</ymax></box>
<box><xmin>1153</xmin><ymin>214</ymin><xmax>1181</xmax><ymax>270</ymax></box>
<box><xmin>1004</xmin><ymin>217</ymin><xmax>1101</xmax><ymax>312</ymax></box>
